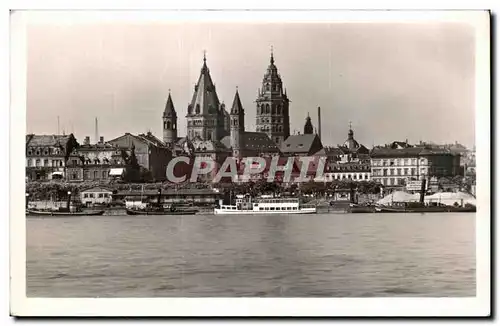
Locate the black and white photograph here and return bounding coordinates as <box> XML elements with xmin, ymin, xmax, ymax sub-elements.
<box><xmin>9</xmin><ymin>9</ymin><xmax>490</xmax><ymax>317</ymax></box>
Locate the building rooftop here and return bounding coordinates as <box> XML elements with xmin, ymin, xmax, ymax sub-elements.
<box><xmin>26</xmin><ymin>134</ymin><xmax>73</xmax><ymax>147</ymax></box>
<box><xmin>281</xmin><ymin>134</ymin><xmax>322</xmax><ymax>154</ymax></box>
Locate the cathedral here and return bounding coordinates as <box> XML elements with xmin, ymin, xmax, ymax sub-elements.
<box><xmin>162</xmin><ymin>50</ymin><xmax>295</xmax><ymax>161</ymax></box>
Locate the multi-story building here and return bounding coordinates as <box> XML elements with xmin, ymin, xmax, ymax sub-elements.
<box><xmin>25</xmin><ymin>134</ymin><xmax>79</xmax><ymax>181</ymax></box>
<box><xmin>320</xmin><ymin>163</ymin><xmax>371</xmax><ymax>182</ymax></box>
<box><xmin>66</xmin><ymin>136</ymin><xmax>126</xmax><ymax>182</ymax></box>
<box><xmin>370</xmin><ymin>142</ymin><xmax>459</xmax><ymax>187</ymax></box>
<box><xmin>107</xmin><ymin>132</ymin><xmax>172</xmax><ymax>181</ymax></box>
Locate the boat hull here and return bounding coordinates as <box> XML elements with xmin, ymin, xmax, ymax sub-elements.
<box><xmin>125</xmin><ymin>208</ymin><xmax>198</xmax><ymax>216</ymax></box>
<box><xmin>374</xmin><ymin>206</ymin><xmax>476</xmax><ymax>213</ymax></box>
<box><xmin>214</xmin><ymin>207</ymin><xmax>317</xmax><ymax>215</ymax></box>
<box><xmin>26</xmin><ymin>209</ymin><xmax>105</xmax><ymax>216</ymax></box>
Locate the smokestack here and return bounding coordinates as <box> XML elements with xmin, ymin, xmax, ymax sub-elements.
<box><xmin>84</xmin><ymin>136</ymin><xmax>90</xmax><ymax>145</ymax></box>
<box><xmin>57</xmin><ymin>116</ymin><xmax>60</xmax><ymax>135</ymax></box>
<box><xmin>95</xmin><ymin>117</ymin><xmax>99</xmax><ymax>144</ymax></box>
<box><xmin>317</xmin><ymin>107</ymin><xmax>322</xmax><ymax>140</ymax></box>
<box><xmin>419</xmin><ymin>178</ymin><xmax>426</xmax><ymax>203</ymax></box>
<box><xmin>99</xmin><ymin>136</ymin><xmax>104</xmax><ymax>144</ymax></box>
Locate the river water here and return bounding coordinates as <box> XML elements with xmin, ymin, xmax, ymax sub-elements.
<box><xmin>26</xmin><ymin>213</ymin><xmax>476</xmax><ymax>297</ymax></box>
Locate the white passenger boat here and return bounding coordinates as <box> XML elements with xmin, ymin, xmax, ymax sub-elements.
<box><xmin>214</xmin><ymin>194</ymin><xmax>316</xmax><ymax>215</ymax></box>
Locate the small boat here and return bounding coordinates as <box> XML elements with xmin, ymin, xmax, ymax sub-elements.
<box><xmin>26</xmin><ymin>209</ymin><xmax>105</xmax><ymax>216</ymax></box>
<box><xmin>374</xmin><ymin>201</ymin><xmax>474</xmax><ymax>213</ymax></box>
<box><xmin>349</xmin><ymin>203</ymin><xmax>376</xmax><ymax>213</ymax></box>
<box><xmin>125</xmin><ymin>207</ymin><xmax>198</xmax><ymax>215</ymax></box>
<box><xmin>214</xmin><ymin>194</ymin><xmax>316</xmax><ymax>215</ymax></box>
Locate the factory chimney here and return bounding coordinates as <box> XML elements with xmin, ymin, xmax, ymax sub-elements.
<box><xmin>95</xmin><ymin>117</ymin><xmax>99</xmax><ymax>144</ymax></box>
<box><xmin>317</xmin><ymin>106</ymin><xmax>322</xmax><ymax>140</ymax></box>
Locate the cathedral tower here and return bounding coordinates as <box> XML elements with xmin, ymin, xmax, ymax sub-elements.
<box><xmin>186</xmin><ymin>53</ymin><xmax>229</xmax><ymax>141</ymax></box>
<box><xmin>255</xmin><ymin>48</ymin><xmax>290</xmax><ymax>146</ymax></box>
<box><xmin>230</xmin><ymin>88</ymin><xmax>245</xmax><ymax>158</ymax></box>
<box><xmin>163</xmin><ymin>91</ymin><xmax>177</xmax><ymax>148</ymax></box>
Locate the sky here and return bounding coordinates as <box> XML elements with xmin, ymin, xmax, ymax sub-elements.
<box><xmin>26</xmin><ymin>20</ymin><xmax>476</xmax><ymax>148</ymax></box>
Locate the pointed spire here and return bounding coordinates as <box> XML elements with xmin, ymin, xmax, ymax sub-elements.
<box><xmin>201</xmin><ymin>50</ymin><xmax>208</xmax><ymax>73</ymax></box>
<box><xmin>231</xmin><ymin>87</ymin><xmax>244</xmax><ymax>114</ymax></box>
<box><xmin>164</xmin><ymin>92</ymin><xmax>176</xmax><ymax>117</ymax></box>
<box><xmin>304</xmin><ymin>112</ymin><xmax>314</xmax><ymax>135</ymax></box>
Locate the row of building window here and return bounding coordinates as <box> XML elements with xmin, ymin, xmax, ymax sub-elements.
<box><xmin>83</xmin><ymin>193</ymin><xmax>110</xmax><ymax>198</ymax></box>
<box><xmin>69</xmin><ymin>170</ymin><xmax>108</xmax><ymax>180</ymax></box>
<box><xmin>322</xmin><ymin>173</ymin><xmax>370</xmax><ymax>181</ymax></box>
<box><xmin>27</xmin><ymin>159</ymin><xmax>64</xmax><ymax>167</ymax></box>
<box><xmin>372</xmin><ymin>168</ymin><xmax>419</xmax><ymax>177</ymax></box>
<box><xmin>27</xmin><ymin>148</ymin><xmax>62</xmax><ymax>156</ymax></box>
<box><xmin>256</xmin><ymin>125</ymin><xmax>283</xmax><ymax>133</ymax></box>
<box><xmin>371</xmin><ymin>158</ymin><xmax>425</xmax><ymax>166</ymax></box>
<box><xmin>257</xmin><ymin>103</ymin><xmax>284</xmax><ymax>115</ymax></box>
<box><xmin>264</xmin><ymin>83</ymin><xmax>281</xmax><ymax>93</ymax></box>
<box><xmin>371</xmin><ymin>177</ymin><xmax>407</xmax><ymax>186</ymax></box>
<box><xmin>188</xmin><ymin>119</ymin><xmax>221</xmax><ymax>127</ymax></box>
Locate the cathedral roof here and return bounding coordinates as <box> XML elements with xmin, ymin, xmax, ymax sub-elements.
<box><xmin>220</xmin><ymin>132</ymin><xmax>280</xmax><ymax>152</ymax></box>
<box><xmin>163</xmin><ymin>92</ymin><xmax>176</xmax><ymax>118</ymax></box>
<box><xmin>187</xmin><ymin>55</ymin><xmax>221</xmax><ymax>116</ymax></box>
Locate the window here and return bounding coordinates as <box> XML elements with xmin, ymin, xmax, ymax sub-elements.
<box><xmin>72</xmin><ymin>173</ymin><xmax>77</xmax><ymax>179</ymax></box>
<box><xmin>35</xmin><ymin>159</ymin><xmax>40</xmax><ymax>167</ymax></box>
<box><xmin>44</xmin><ymin>159</ymin><xmax>48</xmax><ymax>167</ymax></box>
<box><xmin>89</xmin><ymin>193</ymin><xmax>95</xmax><ymax>198</ymax></box>
<box><xmin>270</xmin><ymin>207</ymin><xmax>275</xmax><ymax>210</ymax></box>
<box><xmin>27</xmin><ymin>160</ymin><xmax>32</xmax><ymax>167</ymax></box>
<box><xmin>102</xmin><ymin>171</ymin><xmax>107</xmax><ymax>179</ymax></box>
<box><xmin>397</xmin><ymin>168</ymin><xmax>401</xmax><ymax>175</ymax></box>
<box><xmin>98</xmin><ymin>193</ymin><xmax>104</xmax><ymax>198</ymax></box>
<box><xmin>364</xmin><ymin>174</ymin><xmax>368</xmax><ymax>180</ymax></box>
<box><xmin>84</xmin><ymin>194</ymin><xmax>88</xmax><ymax>198</ymax></box>
<box><xmin>411</xmin><ymin>168</ymin><xmax>416</xmax><ymax>176</ymax></box>
<box><xmin>404</xmin><ymin>168</ymin><xmax>408</xmax><ymax>175</ymax></box>
<box><xmin>59</xmin><ymin>161</ymin><xmax>63</xmax><ymax>167</ymax></box>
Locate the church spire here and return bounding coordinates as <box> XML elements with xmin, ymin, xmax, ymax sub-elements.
<box><xmin>270</xmin><ymin>45</ymin><xmax>274</xmax><ymax>65</ymax></box>
<box><xmin>231</xmin><ymin>87</ymin><xmax>244</xmax><ymax>115</ymax></box>
<box><xmin>304</xmin><ymin>112</ymin><xmax>313</xmax><ymax>135</ymax></box>
<box><xmin>163</xmin><ymin>91</ymin><xmax>176</xmax><ymax>117</ymax></box>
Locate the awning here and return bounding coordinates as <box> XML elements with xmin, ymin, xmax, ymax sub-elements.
<box><xmin>51</xmin><ymin>172</ymin><xmax>64</xmax><ymax>176</ymax></box>
<box><xmin>109</xmin><ymin>168</ymin><xmax>125</xmax><ymax>176</ymax></box>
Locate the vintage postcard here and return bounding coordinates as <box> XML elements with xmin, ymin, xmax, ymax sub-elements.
<box><xmin>10</xmin><ymin>9</ymin><xmax>490</xmax><ymax>317</ymax></box>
